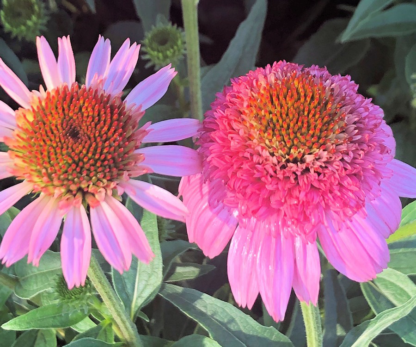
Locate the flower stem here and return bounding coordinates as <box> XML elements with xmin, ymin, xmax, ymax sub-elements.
<box><xmin>300</xmin><ymin>301</ymin><xmax>323</xmax><ymax>347</ymax></box>
<box><xmin>181</xmin><ymin>0</ymin><xmax>203</xmax><ymax>121</ymax></box>
<box><xmin>88</xmin><ymin>254</ymin><xmax>143</xmax><ymax>347</ymax></box>
<box><xmin>0</xmin><ymin>272</ymin><xmax>17</xmax><ymax>290</ymax></box>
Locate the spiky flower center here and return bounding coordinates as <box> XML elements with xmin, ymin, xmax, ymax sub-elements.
<box><xmin>244</xmin><ymin>71</ymin><xmax>347</xmax><ymax>162</ymax></box>
<box><xmin>8</xmin><ymin>83</ymin><xmax>142</xmax><ymax>200</ymax></box>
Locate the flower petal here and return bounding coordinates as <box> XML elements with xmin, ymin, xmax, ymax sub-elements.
<box><xmin>387</xmin><ymin>159</ymin><xmax>416</xmax><ymax>198</ymax></box>
<box><xmin>0</xmin><ymin>59</ymin><xmax>32</xmax><ymax>108</ymax></box>
<box><xmin>0</xmin><ymin>196</ymin><xmax>47</xmax><ymax>266</ymax></box>
<box><xmin>292</xmin><ymin>237</ymin><xmax>320</xmax><ymax>305</ymax></box>
<box><xmin>0</xmin><ymin>152</ymin><xmax>14</xmax><ymax>180</ymax></box>
<box><xmin>179</xmin><ymin>174</ymin><xmax>238</xmax><ymax>258</ymax></box>
<box><xmin>90</xmin><ymin>199</ymin><xmax>132</xmax><ymax>273</ymax></box>
<box><xmin>0</xmin><ymin>127</ymin><xmax>14</xmax><ymax>142</ymax></box>
<box><xmin>36</xmin><ymin>36</ymin><xmax>60</xmax><ymax>91</ymax></box>
<box><xmin>0</xmin><ymin>181</ymin><xmax>32</xmax><ymax>216</ymax></box>
<box><xmin>58</xmin><ymin>36</ymin><xmax>76</xmax><ymax>86</ymax></box>
<box><xmin>125</xmin><ymin>64</ymin><xmax>177</xmax><ymax>110</ymax></box>
<box><xmin>120</xmin><ymin>179</ymin><xmax>188</xmax><ymax>222</ymax></box>
<box><xmin>0</xmin><ymin>101</ymin><xmax>16</xmax><ymax>128</ymax></box>
<box><xmin>61</xmin><ymin>204</ymin><xmax>91</xmax><ymax>289</ymax></box>
<box><xmin>86</xmin><ymin>36</ymin><xmax>111</xmax><ymax>87</ymax></box>
<box><xmin>142</xmin><ymin>119</ymin><xmax>201</xmax><ymax>143</ymax></box>
<box><xmin>104</xmin><ymin>196</ymin><xmax>154</xmax><ymax>263</ymax></box>
<box><xmin>228</xmin><ymin>221</ymin><xmax>260</xmax><ymax>309</ymax></box>
<box><xmin>27</xmin><ymin>196</ymin><xmax>63</xmax><ymax>266</ymax></box>
<box><xmin>136</xmin><ymin>145</ymin><xmax>201</xmax><ymax>177</ymax></box>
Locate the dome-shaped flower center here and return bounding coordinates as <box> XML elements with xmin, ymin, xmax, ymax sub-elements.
<box><xmin>7</xmin><ymin>83</ymin><xmax>142</xmax><ymax>200</ymax></box>
<box><xmin>243</xmin><ymin>71</ymin><xmax>347</xmax><ymax>162</ymax></box>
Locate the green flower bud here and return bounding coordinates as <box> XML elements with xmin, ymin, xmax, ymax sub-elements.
<box><xmin>1</xmin><ymin>0</ymin><xmax>48</xmax><ymax>42</ymax></box>
<box><xmin>55</xmin><ymin>275</ymin><xmax>92</xmax><ymax>303</ymax></box>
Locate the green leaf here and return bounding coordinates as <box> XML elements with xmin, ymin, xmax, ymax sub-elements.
<box><xmin>165</xmin><ymin>263</ymin><xmax>215</xmax><ymax>282</ymax></box>
<box><xmin>159</xmin><ymin>284</ymin><xmax>294</xmax><ymax>347</ymax></box>
<box><xmin>323</xmin><ymin>269</ymin><xmax>353</xmax><ymax>346</ymax></box>
<box><xmin>2</xmin><ymin>304</ymin><xmax>88</xmax><ymax>330</ymax></box>
<box><xmin>400</xmin><ymin>201</ymin><xmax>416</xmax><ymax>228</ymax></box>
<box><xmin>171</xmin><ymin>335</ymin><xmax>221</xmax><ymax>347</ymax></box>
<box><xmin>0</xmin><ymin>207</ymin><xmax>19</xmax><ymax>237</ymax></box>
<box><xmin>0</xmin><ymin>39</ymin><xmax>28</xmax><ymax>86</ymax></box>
<box><xmin>161</xmin><ymin>240</ymin><xmax>197</xmax><ymax>276</ymax></box>
<box><xmin>65</xmin><ymin>338</ymin><xmax>123</xmax><ymax>347</ymax></box>
<box><xmin>84</xmin><ymin>0</ymin><xmax>96</xmax><ymax>13</ymax></box>
<box><xmin>340</xmin><ymin>295</ymin><xmax>416</xmax><ymax>346</ymax></box>
<box><xmin>133</xmin><ymin>0</ymin><xmax>171</xmax><ymax>32</ymax></box>
<box><xmin>285</xmin><ymin>302</ymin><xmax>305</xmax><ymax>347</ymax></box>
<box><xmin>0</xmin><ymin>282</ymin><xmax>12</xmax><ymax>308</ymax></box>
<box><xmin>34</xmin><ymin>329</ymin><xmax>56</xmax><ymax>347</ymax></box>
<box><xmin>14</xmin><ymin>251</ymin><xmax>62</xmax><ymax>299</ymax></box>
<box><xmin>113</xmin><ymin>209</ymin><xmax>162</xmax><ymax>319</ymax></box>
<box><xmin>293</xmin><ymin>19</ymin><xmax>370</xmax><ymax>74</ymax></box>
<box><xmin>341</xmin><ymin>0</ymin><xmax>394</xmax><ymax>42</ymax></box>
<box><xmin>387</xmin><ymin>235</ymin><xmax>416</xmax><ymax>275</ymax></box>
<box><xmin>74</xmin><ymin>323</ymin><xmax>114</xmax><ymax>343</ymax></box>
<box><xmin>0</xmin><ymin>329</ymin><xmax>15</xmax><ymax>347</ymax></box>
<box><xmin>405</xmin><ymin>43</ymin><xmax>416</xmax><ymax>88</ymax></box>
<box><xmin>140</xmin><ymin>336</ymin><xmax>173</xmax><ymax>347</ymax></box>
<box><xmin>201</xmin><ymin>0</ymin><xmax>267</xmax><ymax>112</ymax></box>
<box><xmin>71</xmin><ymin>317</ymin><xmax>97</xmax><ymax>333</ymax></box>
<box><xmin>11</xmin><ymin>330</ymin><xmax>37</xmax><ymax>347</ymax></box>
<box><xmin>341</xmin><ymin>4</ymin><xmax>416</xmax><ymax>42</ymax></box>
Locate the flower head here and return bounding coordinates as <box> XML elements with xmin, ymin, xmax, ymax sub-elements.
<box><xmin>0</xmin><ymin>35</ymin><xmax>201</xmax><ymax>289</ymax></box>
<box><xmin>179</xmin><ymin>61</ymin><xmax>416</xmax><ymax>322</ymax></box>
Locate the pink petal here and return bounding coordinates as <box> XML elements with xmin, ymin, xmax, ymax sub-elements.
<box><xmin>381</xmin><ymin>122</ymin><xmax>395</xmax><ymax>157</ymax></box>
<box><xmin>0</xmin><ymin>152</ymin><xmax>14</xmax><ymax>180</ymax></box>
<box><xmin>179</xmin><ymin>174</ymin><xmax>238</xmax><ymax>258</ymax></box>
<box><xmin>387</xmin><ymin>159</ymin><xmax>416</xmax><ymax>198</ymax></box>
<box><xmin>90</xmin><ymin>199</ymin><xmax>132</xmax><ymax>273</ymax></box>
<box><xmin>120</xmin><ymin>179</ymin><xmax>188</xmax><ymax>222</ymax></box>
<box><xmin>257</xmin><ymin>229</ymin><xmax>294</xmax><ymax>322</ymax></box>
<box><xmin>0</xmin><ymin>127</ymin><xmax>14</xmax><ymax>142</ymax></box>
<box><xmin>104</xmin><ymin>39</ymin><xmax>140</xmax><ymax>95</ymax></box>
<box><xmin>0</xmin><ymin>59</ymin><xmax>32</xmax><ymax>108</ymax></box>
<box><xmin>57</xmin><ymin>36</ymin><xmax>76</xmax><ymax>86</ymax></box>
<box><xmin>86</xmin><ymin>36</ymin><xmax>111</xmax><ymax>87</ymax></box>
<box><xmin>36</xmin><ymin>36</ymin><xmax>60</xmax><ymax>91</ymax></box>
<box><xmin>136</xmin><ymin>145</ymin><xmax>202</xmax><ymax>177</ymax></box>
<box><xmin>125</xmin><ymin>64</ymin><xmax>177</xmax><ymax>110</ymax></box>
<box><xmin>228</xmin><ymin>221</ymin><xmax>260</xmax><ymax>309</ymax></box>
<box><xmin>0</xmin><ymin>101</ymin><xmax>16</xmax><ymax>128</ymax></box>
<box><xmin>142</xmin><ymin>119</ymin><xmax>201</xmax><ymax>143</ymax></box>
<box><xmin>104</xmin><ymin>196</ymin><xmax>154</xmax><ymax>264</ymax></box>
<box><xmin>292</xmin><ymin>237</ymin><xmax>320</xmax><ymax>305</ymax></box>
<box><xmin>0</xmin><ymin>181</ymin><xmax>32</xmax><ymax>216</ymax></box>
<box><xmin>0</xmin><ymin>196</ymin><xmax>48</xmax><ymax>266</ymax></box>
<box><xmin>27</xmin><ymin>196</ymin><xmax>63</xmax><ymax>266</ymax></box>
<box><xmin>61</xmin><ymin>205</ymin><xmax>91</xmax><ymax>289</ymax></box>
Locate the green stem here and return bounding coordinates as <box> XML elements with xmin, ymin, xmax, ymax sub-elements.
<box><xmin>181</xmin><ymin>0</ymin><xmax>203</xmax><ymax>121</ymax></box>
<box><xmin>88</xmin><ymin>255</ymin><xmax>143</xmax><ymax>347</ymax></box>
<box><xmin>300</xmin><ymin>301</ymin><xmax>323</xmax><ymax>347</ymax></box>
<box><xmin>0</xmin><ymin>272</ymin><xmax>17</xmax><ymax>290</ymax></box>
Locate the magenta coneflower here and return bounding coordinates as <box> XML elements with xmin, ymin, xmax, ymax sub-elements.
<box><xmin>0</xmin><ymin>36</ymin><xmax>201</xmax><ymax>289</ymax></box>
<box><xmin>179</xmin><ymin>61</ymin><xmax>416</xmax><ymax>322</ymax></box>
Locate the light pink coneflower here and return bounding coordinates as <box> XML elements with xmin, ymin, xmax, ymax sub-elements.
<box><xmin>0</xmin><ymin>36</ymin><xmax>201</xmax><ymax>289</ymax></box>
<box><xmin>179</xmin><ymin>61</ymin><xmax>416</xmax><ymax>322</ymax></box>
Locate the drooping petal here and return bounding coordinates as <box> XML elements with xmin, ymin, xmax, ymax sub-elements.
<box><xmin>387</xmin><ymin>159</ymin><xmax>416</xmax><ymax>198</ymax></box>
<box><xmin>125</xmin><ymin>64</ymin><xmax>177</xmax><ymax>110</ymax></box>
<box><xmin>36</xmin><ymin>36</ymin><xmax>60</xmax><ymax>91</ymax></box>
<box><xmin>0</xmin><ymin>196</ymin><xmax>48</xmax><ymax>266</ymax></box>
<box><xmin>27</xmin><ymin>196</ymin><xmax>63</xmax><ymax>266</ymax></box>
<box><xmin>142</xmin><ymin>119</ymin><xmax>201</xmax><ymax>143</ymax></box>
<box><xmin>292</xmin><ymin>237</ymin><xmax>320</xmax><ymax>305</ymax></box>
<box><xmin>90</xmin><ymin>199</ymin><xmax>132</xmax><ymax>273</ymax></box>
<box><xmin>104</xmin><ymin>39</ymin><xmax>140</xmax><ymax>95</ymax></box>
<box><xmin>257</xmin><ymin>228</ymin><xmax>294</xmax><ymax>322</ymax></box>
<box><xmin>0</xmin><ymin>101</ymin><xmax>16</xmax><ymax>128</ymax></box>
<box><xmin>381</xmin><ymin>122</ymin><xmax>396</xmax><ymax>157</ymax></box>
<box><xmin>104</xmin><ymin>196</ymin><xmax>154</xmax><ymax>263</ymax></box>
<box><xmin>228</xmin><ymin>221</ymin><xmax>260</xmax><ymax>309</ymax></box>
<box><xmin>57</xmin><ymin>36</ymin><xmax>76</xmax><ymax>86</ymax></box>
<box><xmin>0</xmin><ymin>127</ymin><xmax>14</xmax><ymax>142</ymax></box>
<box><xmin>136</xmin><ymin>145</ymin><xmax>201</xmax><ymax>177</ymax></box>
<box><xmin>0</xmin><ymin>59</ymin><xmax>32</xmax><ymax>108</ymax></box>
<box><xmin>0</xmin><ymin>152</ymin><xmax>14</xmax><ymax>180</ymax></box>
<box><xmin>120</xmin><ymin>179</ymin><xmax>188</xmax><ymax>222</ymax></box>
<box><xmin>0</xmin><ymin>181</ymin><xmax>33</xmax><ymax>216</ymax></box>
<box><xmin>86</xmin><ymin>36</ymin><xmax>111</xmax><ymax>87</ymax></box>
<box><xmin>61</xmin><ymin>204</ymin><xmax>91</xmax><ymax>289</ymax></box>
<box><xmin>179</xmin><ymin>174</ymin><xmax>238</xmax><ymax>258</ymax></box>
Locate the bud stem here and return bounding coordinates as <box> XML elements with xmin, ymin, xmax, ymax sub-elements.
<box><xmin>181</xmin><ymin>0</ymin><xmax>203</xmax><ymax>121</ymax></box>
<box><xmin>300</xmin><ymin>301</ymin><xmax>323</xmax><ymax>347</ymax></box>
<box><xmin>88</xmin><ymin>254</ymin><xmax>143</xmax><ymax>347</ymax></box>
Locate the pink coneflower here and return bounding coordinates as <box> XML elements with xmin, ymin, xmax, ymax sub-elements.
<box><xmin>179</xmin><ymin>61</ymin><xmax>416</xmax><ymax>322</ymax></box>
<box><xmin>0</xmin><ymin>36</ymin><xmax>201</xmax><ymax>289</ymax></box>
